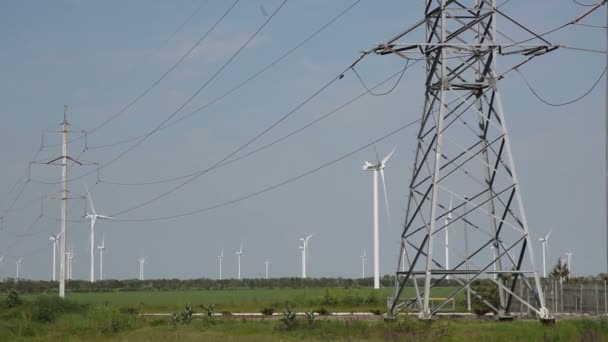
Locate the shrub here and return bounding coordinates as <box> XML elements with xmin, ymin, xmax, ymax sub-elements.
<box><xmin>321</xmin><ymin>289</ymin><xmax>339</xmax><ymax>306</ymax></box>
<box><xmin>31</xmin><ymin>295</ymin><xmax>83</xmax><ymax>322</ymax></box>
<box><xmin>315</xmin><ymin>307</ymin><xmax>330</xmax><ymax>316</ymax></box>
<box><xmin>305</xmin><ymin>311</ymin><xmax>315</xmax><ymax>326</ymax></box>
<box><xmin>6</xmin><ymin>290</ymin><xmax>22</xmax><ymax>308</ymax></box>
<box><xmin>180</xmin><ymin>303</ymin><xmax>194</xmax><ymax>324</ymax></box>
<box><xmin>280</xmin><ymin>302</ymin><xmax>297</xmax><ymax>330</ymax></box>
<box><xmin>200</xmin><ymin>304</ymin><xmax>215</xmax><ymax>320</ymax></box>
<box><xmin>365</xmin><ymin>290</ymin><xmax>379</xmax><ymax>304</ymax></box>
<box><xmin>261</xmin><ymin>307</ymin><xmax>274</xmax><ymax>316</ymax></box>
<box><xmin>370</xmin><ymin>309</ymin><xmax>382</xmax><ymax>315</ymax></box>
<box><xmin>471</xmin><ymin>281</ymin><xmax>500</xmax><ymax>316</ymax></box>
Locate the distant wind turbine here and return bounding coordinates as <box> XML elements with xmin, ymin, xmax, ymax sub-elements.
<box><xmin>361</xmin><ymin>249</ymin><xmax>367</xmax><ymax>279</ymax></box>
<box><xmin>299</xmin><ymin>234</ymin><xmax>313</xmax><ymax>279</ymax></box>
<box><xmin>97</xmin><ymin>234</ymin><xmax>106</xmax><ymax>280</ymax></box>
<box><xmin>15</xmin><ymin>257</ymin><xmax>23</xmax><ymax>281</ymax></box>
<box><xmin>137</xmin><ymin>257</ymin><xmax>145</xmax><ymax>281</ymax></box>
<box><xmin>264</xmin><ymin>258</ymin><xmax>271</xmax><ymax>279</ymax></box>
<box><xmin>363</xmin><ymin>146</ymin><xmax>395</xmax><ymax>289</ymax></box>
<box><xmin>84</xmin><ymin>184</ymin><xmax>113</xmax><ymax>283</ymax></box>
<box><xmin>538</xmin><ymin>231</ymin><xmax>551</xmax><ymax>278</ymax></box>
<box><xmin>66</xmin><ymin>249</ymin><xmax>75</xmax><ymax>280</ymax></box>
<box><xmin>218</xmin><ymin>249</ymin><xmax>224</xmax><ymax>280</ymax></box>
<box><xmin>565</xmin><ymin>251</ymin><xmax>574</xmax><ymax>278</ymax></box>
<box><xmin>49</xmin><ymin>232</ymin><xmax>62</xmax><ymax>281</ymax></box>
<box><xmin>236</xmin><ymin>242</ymin><xmax>243</xmax><ymax>280</ymax></box>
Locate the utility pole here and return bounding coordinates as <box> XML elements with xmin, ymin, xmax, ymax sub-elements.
<box><xmin>60</xmin><ymin>106</ymin><xmax>68</xmax><ymax>297</ymax></box>
<box><xmin>31</xmin><ymin>106</ymin><xmax>94</xmax><ymax>298</ymax></box>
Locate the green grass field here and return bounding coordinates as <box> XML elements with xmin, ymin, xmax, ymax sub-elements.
<box><xmin>26</xmin><ymin>287</ymin><xmax>462</xmax><ymax>313</ymax></box>
<box><xmin>2</xmin><ymin>289</ymin><xmax>608</xmax><ymax>341</ymax></box>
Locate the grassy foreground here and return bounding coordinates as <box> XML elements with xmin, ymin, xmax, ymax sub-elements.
<box><xmin>1</xmin><ymin>291</ymin><xmax>608</xmax><ymax>341</ymax></box>
<box><xmin>22</xmin><ymin>287</ymin><xmax>462</xmax><ymax>313</ymax></box>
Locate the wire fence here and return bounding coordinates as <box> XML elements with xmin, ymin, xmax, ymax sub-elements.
<box><xmin>540</xmin><ymin>279</ymin><xmax>608</xmax><ymax>316</ymax></box>
<box><xmin>507</xmin><ymin>279</ymin><xmax>608</xmax><ymax>317</ymax></box>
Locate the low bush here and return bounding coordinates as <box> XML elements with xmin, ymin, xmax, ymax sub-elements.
<box><xmin>260</xmin><ymin>307</ymin><xmax>274</xmax><ymax>316</ymax></box>
<box><xmin>315</xmin><ymin>307</ymin><xmax>330</xmax><ymax>316</ymax></box>
<box><xmin>31</xmin><ymin>295</ymin><xmax>85</xmax><ymax>323</ymax></box>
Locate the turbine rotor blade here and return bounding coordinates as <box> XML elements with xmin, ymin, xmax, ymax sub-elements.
<box><xmin>84</xmin><ymin>183</ymin><xmax>96</xmax><ymax>215</ymax></box>
<box><xmin>381</xmin><ymin>146</ymin><xmax>397</xmax><ymax>165</ymax></box>
<box><xmin>380</xmin><ymin>168</ymin><xmax>391</xmax><ymax>222</ymax></box>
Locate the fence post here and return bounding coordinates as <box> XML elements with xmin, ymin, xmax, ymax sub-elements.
<box><xmin>560</xmin><ymin>279</ymin><xmax>564</xmax><ymax>314</ymax></box>
<box><xmin>604</xmin><ymin>279</ymin><xmax>607</xmax><ymax>315</ymax></box>
<box><xmin>580</xmin><ymin>283</ymin><xmax>584</xmax><ymax>313</ymax></box>
<box><xmin>596</xmin><ymin>282</ymin><xmax>600</xmax><ymax>315</ymax></box>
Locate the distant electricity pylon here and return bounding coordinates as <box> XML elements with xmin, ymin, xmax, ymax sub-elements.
<box><xmin>372</xmin><ymin>1</ymin><xmax>557</xmax><ymax>321</ymax></box>
<box><xmin>31</xmin><ymin>106</ymin><xmax>96</xmax><ymax>297</ymax></box>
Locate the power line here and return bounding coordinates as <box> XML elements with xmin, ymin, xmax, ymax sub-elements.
<box><xmin>110</xmin><ymin>51</ymin><xmax>367</xmax><ymax>217</ymax></box>
<box><xmin>114</xmin><ymin>118</ymin><xmax>421</xmax><ymax>222</ymax></box>
<box><xmin>352</xmin><ymin>59</ymin><xmax>410</xmax><ymax>96</ymax></box>
<box><xmin>31</xmin><ymin>0</ymin><xmax>289</xmax><ymax>186</ymax></box>
<box><xmin>516</xmin><ymin>66</ymin><xmax>606</xmax><ymax>107</ymax></box>
<box><xmin>571</xmin><ymin>0</ymin><xmax>600</xmax><ymax>6</ymax></box>
<box><xmin>86</xmin><ymin>0</ymin><xmax>363</xmax><ymax>151</ymax></box>
<box><xmin>86</xmin><ymin>0</ymin><xmax>242</xmax><ymax>136</ymax></box>
<box><xmin>163</xmin><ymin>0</ymin><xmax>211</xmax><ymax>44</ymax></box>
<box><xmin>502</xmin><ymin>1</ymin><xmax>606</xmax><ymax>49</ymax></box>
<box><xmin>101</xmin><ymin>60</ymin><xmax>417</xmax><ymax>187</ymax></box>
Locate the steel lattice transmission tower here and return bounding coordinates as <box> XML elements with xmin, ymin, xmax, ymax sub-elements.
<box><xmin>372</xmin><ymin>0</ymin><xmax>556</xmax><ymax>321</ymax></box>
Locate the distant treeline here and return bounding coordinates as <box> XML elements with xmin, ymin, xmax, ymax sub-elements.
<box><xmin>0</xmin><ymin>276</ymin><xmax>400</xmax><ymax>293</ymax></box>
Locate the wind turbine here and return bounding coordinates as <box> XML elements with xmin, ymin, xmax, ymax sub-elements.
<box><xmin>15</xmin><ymin>257</ymin><xmax>23</xmax><ymax>281</ymax></box>
<box><xmin>565</xmin><ymin>251</ymin><xmax>574</xmax><ymax>278</ymax></box>
<box><xmin>538</xmin><ymin>231</ymin><xmax>551</xmax><ymax>278</ymax></box>
<box><xmin>68</xmin><ymin>248</ymin><xmax>75</xmax><ymax>280</ymax></box>
<box><xmin>235</xmin><ymin>242</ymin><xmax>243</xmax><ymax>280</ymax></box>
<box><xmin>97</xmin><ymin>234</ymin><xmax>105</xmax><ymax>281</ymax></box>
<box><xmin>84</xmin><ymin>184</ymin><xmax>113</xmax><ymax>283</ymax></box>
<box><xmin>218</xmin><ymin>249</ymin><xmax>224</xmax><ymax>280</ymax></box>
<box><xmin>299</xmin><ymin>234</ymin><xmax>313</xmax><ymax>279</ymax></box>
<box><xmin>264</xmin><ymin>258</ymin><xmax>271</xmax><ymax>279</ymax></box>
<box><xmin>363</xmin><ymin>146</ymin><xmax>395</xmax><ymax>289</ymax></box>
<box><xmin>49</xmin><ymin>232</ymin><xmax>62</xmax><ymax>281</ymax></box>
<box><xmin>444</xmin><ymin>196</ymin><xmax>453</xmax><ymax>280</ymax></box>
<box><xmin>361</xmin><ymin>249</ymin><xmax>367</xmax><ymax>279</ymax></box>
<box><xmin>137</xmin><ymin>257</ymin><xmax>145</xmax><ymax>281</ymax></box>
<box><xmin>65</xmin><ymin>249</ymin><xmax>74</xmax><ymax>280</ymax></box>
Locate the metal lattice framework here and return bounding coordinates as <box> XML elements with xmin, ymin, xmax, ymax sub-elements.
<box><xmin>373</xmin><ymin>0</ymin><xmax>556</xmax><ymax>321</ymax></box>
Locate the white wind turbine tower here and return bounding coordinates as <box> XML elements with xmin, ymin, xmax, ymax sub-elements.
<box><xmin>49</xmin><ymin>232</ymin><xmax>62</xmax><ymax>281</ymax></box>
<box><xmin>264</xmin><ymin>258</ymin><xmax>271</xmax><ymax>279</ymax></box>
<box><xmin>235</xmin><ymin>243</ymin><xmax>243</xmax><ymax>280</ymax></box>
<box><xmin>84</xmin><ymin>184</ymin><xmax>113</xmax><ymax>283</ymax></box>
<box><xmin>565</xmin><ymin>252</ymin><xmax>574</xmax><ymax>278</ymax></box>
<box><xmin>15</xmin><ymin>257</ymin><xmax>23</xmax><ymax>281</ymax></box>
<box><xmin>137</xmin><ymin>257</ymin><xmax>145</xmax><ymax>281</ymax></box>
<box><xmin>218</xmin><ymin>249</ymin><xmax>224</xmax><ymax>280</ymax></box>
<box><xmin>363</xmin><ymin>147</ymin><xmax>395</xmax><ymax>289</ymax></box>
<box><xmin>97</xmin><ymin>234</ymin><xmax>105</xmax><ymax>281</ymax></box>
<box><xmin>538</xmin><ymin>231</ymin><xmax>551</xmax><ymax>278</ymax></box>
<box><xmin>68</xmin><ymin>249</ymin><xmax>75</xmax><ymax>280</ymax></box>
<box><xmin>299</xmin><ymin>234</ymin><xmax>313</xmax><ymax>279</ymax></box>
<box><xmin>444</xmin><ymin>196</ymin><xmax>453</xmax><ymax>280</ymax></box>
<box><xmin>361</xmin><ymin>249</ymin><xmax>367</xmax><ymax>279</ymax></box>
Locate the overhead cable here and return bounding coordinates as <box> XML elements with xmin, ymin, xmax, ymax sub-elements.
<box><xmin>87</xmin><ymin>0</ymin><xmax>362</xmax><ymax>151</ymax></box>
<box><xmin>515</xmin><ymin>66</ymin><xmax>606</xmax><ymax>107</ymax></box>
<box><xmin>114</xmin><ymin>118</ymin><xmax>421</xmax><ymax>222</ymax></box>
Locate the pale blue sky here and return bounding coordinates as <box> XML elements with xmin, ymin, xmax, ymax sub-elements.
<box><xmin>0</xmin><ymin>0</ymin><xmax>605</xmax><ymax>281</ymax></box>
